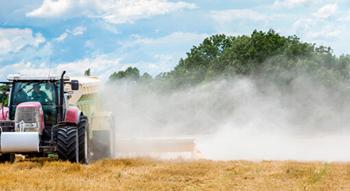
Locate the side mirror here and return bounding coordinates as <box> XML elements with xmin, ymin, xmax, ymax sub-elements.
<box><xmin>71</xmin><ymin>80</ymin><xmax>79</xmax><ymax>90</ymax></box>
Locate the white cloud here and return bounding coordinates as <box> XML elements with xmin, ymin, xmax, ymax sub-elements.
<box><xmin>292</xmin><ymin>3</ymin><xmax>341</xmax><ymax>41</ymax></box>
<box><xmin>34</xmin><ymin>33</ymin><xmax>46</xmax><ymax>46</ymax></box>
<box><xmin>0</xmin><ymin>62</ymin><xmax>51</xmax><ymax>80</ymax></box>
<box><xmin>56</xmin><ymin>32</ymin><xmax>68</xmax><ymax>42</ymax></box>
<box><xmin>292</xmin><ymin>17</ymin><xmax>342</xmax><ymax>39</ymax></box>
<box><xmin>55</xmin><ymin>26</ymin><xmax>86</xmax><ymax>42</ymax></box>
<box><xmin>84</xmin><ymin>40</ymin><xmax>94</xmax><ymax>48</ymax></box>
<box><xmin>115</xmin><ymin>54</ymin><xmax>178</xmax><ymax>76</ymax></box>
<box><xmin>71</xmin><ymin>26</ymin><xmax>86</xmax><ymax>36</ymax></box>
<box><xmin>338</xmin><ymin>10</ymin><xmax>350</xmax><ymax>21</ymax></box>
<box><xmin>291</xmin><ymin>16</ymin><xmax>345</xmax><ymax>54</ymax></box>
<box><xmin>313</xmin><ymin>3</ymin><xmax>337</xmax><ymax>19</ymax></box>
<box><xmin>211</xmin><ymin>9</ymin><xmax>267</xmax><ymax>24</ymax></box>
<box><xmin>26</xmin><ymin>0</ymin><xmax>72</xmax><ymax>18</ymax></box>
<box><xmin>0</xmin><ymin>55</ymin><xmax>122</xmax><ymax>81</ymax></box>
<box><xmin>1</xmin><ymin>31</ymin><xmax>208</xmax><ymax>80</ymax></box>
<box><xmin>143</xmin><ymin>54</ymin><xmax>178</xmax><ymax>72</ymax></box>
<box><xmin>117</xmin><ymin>32</ymin><xmax>208</xmax><ymax>75</ymax></box>
<box><xmin>0</xmin><ymin>28</ymin><xmax>46</xmax><ymax>55</ymax></box>
<box><xmin>306</xmin><ymin>27</ymin><xmax>342</xmax><ymax>40</ymax></box>
<box><xmin>130</xmin><ymin>32</ymin><xmax>207</xmax><ymax>46</ymax></box>
<box><xmin>56</xmin><ymin>55</ymin><xmax>121</xmax><ymax>78</ymax></box>
<box><xmin>273</xmin><ymin>0</ymin><xmax>313</xmax><ymax>8</ymax></box>
<box><xmin>101</xmin><ymin>0</ymin><xmax>196</xmax><ymax>24</ymax></box>
<box><xmin>292</xmin><ymin>18</ymin><xmax>315</xmax><ymax>32</ymax></box>
<box><xmin>26</xmin><ymin>0</ymin><xmax>196</xmax><ymax>24</ymax></box>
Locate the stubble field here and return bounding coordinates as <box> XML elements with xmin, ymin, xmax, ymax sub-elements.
<box><xmin>0</xmin><ymin>159</ymin><xmax>349</xmax><ymax>191</ymax></box>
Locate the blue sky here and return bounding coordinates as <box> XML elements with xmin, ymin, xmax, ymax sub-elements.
<box><xmin>0</xmin><ymin>0</ymin><xmax>350</xmax><ymax>80</ymax></box>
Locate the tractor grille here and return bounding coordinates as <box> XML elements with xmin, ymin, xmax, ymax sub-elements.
<box><xmin>15</xmin><ymin>107</ymin><xmax>37</xmax><ymax>123</ymax></box>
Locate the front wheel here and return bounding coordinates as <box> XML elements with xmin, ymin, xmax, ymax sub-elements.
<box><xmin>0</xmin><ymin>153</ymin><xmax>15</xmax><ymax>163</ymax></box>
<box><xmin>57</xmin><ymin>127</ymin><xmax>78</xmax><ymax>163</ymax></box>
<box><xmin>57</xmin><ymin>125</ymin><xmax>88</xmax><ymax>164</ymax></box>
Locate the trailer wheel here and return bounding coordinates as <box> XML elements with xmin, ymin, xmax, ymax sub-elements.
<box><xmin>78</xmin><ymin>115</ymin><xmax>89</xmax><ymax>164</ymax></box>
<box><xmin>90</xmin><ymin>130</ymin><xmax>112</xmax><ymax>161</ymax></box>
<box><xmin>0</xmin><ymin>153</ymin><xmax>15</xmax><ymax>163</ymax></box>
<box><xmin>57</xmin><ymin>127</ymin><xmax>80</xmax><ymax>163</ymax></box>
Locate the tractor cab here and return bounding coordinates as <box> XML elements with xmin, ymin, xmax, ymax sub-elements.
<box><xmin>9</xmin><ymin>80</ymin><xmax>60</xmax><ymax>126</ymax></box>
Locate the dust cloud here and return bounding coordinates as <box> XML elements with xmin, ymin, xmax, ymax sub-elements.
<box><xmin>101</xmin><ymin>75</ymin><xmax>350</xmax><ymax>162</ymax></box>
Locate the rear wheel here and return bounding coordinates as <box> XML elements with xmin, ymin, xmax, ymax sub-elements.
<box><xmin>90</xmin><ymin>130</ymin><xmax>112</xmax><ymax>161</ymax></box>
<box><xmin>90</xmin><ymin>116</ymin><xmax>115</xmax><ymax>161</ymax></box>
<box><xmin>78</xmin><ymin>115</ymin><xmax>89</xmax><ymax>164</ymax></box>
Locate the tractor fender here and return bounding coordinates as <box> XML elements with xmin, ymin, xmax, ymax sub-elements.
<box><xmin>65</xmin><ymin>107</ymin><xmax>81</xmax><ymax>125</ymax></box>
<box><xmin>0</xmin><ymin>107</ymin><xmax>8</xmax><ymax>120</ymax></box>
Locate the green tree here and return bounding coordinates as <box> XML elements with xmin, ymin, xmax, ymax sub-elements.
<box><xmin>141</xmin><ymin>72</ymin><xmax>152</xmax><ymax>81</ymax></box>
<box><xmin>84</xmin><ymin>68</ymin><xmax>91</xmax><ymax>76</ymax></box>
<box><xmin>107</xmin><ymin>30</ymin><xmax>350</xmax><ymax>88</ymax></box>
<box><xmin>0</xmin><ymin>84</ymin><xmax>9</xmax><ymax>106</ymax></box>
<box><xmin>109</xmin><ymin>67</ymin><xmax>140</xmax><ymax>81</ymax></box>
<box><xmin>164</xmin><ymin>29</ymin><xmax>349</xmax><ymax>87</ymax></box>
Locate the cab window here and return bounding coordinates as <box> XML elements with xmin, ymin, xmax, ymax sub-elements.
<box><xmin>12</xmin><ymin>82</ymin><xmax>56</xmax><ymax>105</ymax></box>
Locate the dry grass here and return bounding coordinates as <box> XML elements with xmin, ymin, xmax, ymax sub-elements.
<box><xmin>0</xmin><ymin>158</ymin><xmax>349</xmax><ymax>191</ymax></box>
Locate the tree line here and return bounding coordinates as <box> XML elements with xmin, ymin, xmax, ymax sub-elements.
<box><xmin>95</xmin><ymin>30</ymin><xmax>350</xmax><ymax>87</ymax></box>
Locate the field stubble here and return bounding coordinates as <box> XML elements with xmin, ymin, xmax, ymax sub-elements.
<box><xmin>0</xmin><ymin>159</ymin><xmax>349</xmax><ymax>191</ymax></box>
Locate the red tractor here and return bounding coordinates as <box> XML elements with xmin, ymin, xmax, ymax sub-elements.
<box><xmin>0</xmin><ymin>71</ymin><xmax>89</xmax><ymax>163</ymax></box>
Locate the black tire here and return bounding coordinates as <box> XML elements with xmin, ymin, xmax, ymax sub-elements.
<box><xmin>90</xmin><ymin>113</ymin><xmax>115</xmax><ymax>161</ymax></box>
<box><xmin>57</xmin><ymin>126</ymin><xmax>79</xmax><ymax>163</ymax></box>
<box><xmin>78</xmin><ymin>115</ymin><xmax>89</xmax><ymax>164</ymax></box>
<box><xmin>0</xmin><ymin>153</ymin><xmax>15</xmax><ymax>163</ymax></box>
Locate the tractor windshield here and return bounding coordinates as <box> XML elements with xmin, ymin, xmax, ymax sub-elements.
<box><xmin>12</xmin><ymin>82</ymin><xmax>56</xmax><ymax>105</ymax></box>
<box><xmin>10</xmin><ymin>82</ymin><xmax>58</xmax><ymax>125</ymax></box>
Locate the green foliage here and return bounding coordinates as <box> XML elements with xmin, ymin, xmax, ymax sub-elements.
<box><xmin>141</xmin><ymin>72</ymin><xmax>152</xmax><ymax>81</ymax></box>
<box><xmin>84</xmin><ymin>68</ymin><xmax>91</xmax><ymax>76</ymax></box>
<box><xmin>0</xmin><ymin>84</ymin><xmax>9</xmax><ymax>106</ymax></box>
<box><xmin>109</xmin><ymin>67</ymin><xmax>140</xmax><ymax>81</ymax></box>
<box><xmin>109</xmin><ymin>67</ymin><xmax>153</xmax><ymax>83</ymax></box>
<box><xmin>163</xmin><ymin>30</ymin><xmax>350</xmax><ymax>87</ymax></box>
<box><xmin>108</xmin><ymin>30</ymin><xmax>350</xmax><ymax>87</ymax></box>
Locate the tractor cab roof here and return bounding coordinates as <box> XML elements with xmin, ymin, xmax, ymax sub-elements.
<box><xmin>7</xmin><ymin>74</ymin><xmax>70</xmax><ymax>82</ymax></box>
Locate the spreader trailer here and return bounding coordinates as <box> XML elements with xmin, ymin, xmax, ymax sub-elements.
<box><xmin>69</xmin><ymin>76</ymin><xmax>199</xmax><ymax>159</ymax></box>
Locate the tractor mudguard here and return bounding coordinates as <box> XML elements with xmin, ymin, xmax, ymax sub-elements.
<box><xmin>65</xmin><ymin>107</ymin><xmax>81</xmax><ymax>125</ymax></box>
<box><xmin>0</xmin><ymin>107</ymin><xmax>8</xmax><ymax>120</ymax></box>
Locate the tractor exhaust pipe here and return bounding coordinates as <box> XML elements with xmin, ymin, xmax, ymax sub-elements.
<box><xmin>59</xmin><ymin>71</ymin><xmax>66</xmax><ymax>122</ymax></box>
